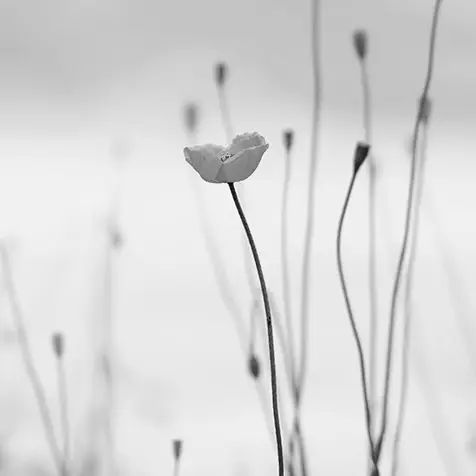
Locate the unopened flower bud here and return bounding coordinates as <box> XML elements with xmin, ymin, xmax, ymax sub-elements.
<box><xmin>52</xmin><ymin>332</ymin><xmax>64</xmax><ymax>359</ymax></box>
<box><xmin>283</xmin><ymin>129</ymin><xmax>294</xmax><ymax>152</ymax></box>
<box><xmin>419</xmin><ymin>96</ymin><xmax>432</xmax><ymax>124</ymax></box>
<box><xmin>353</xmin><ymin>29</ymin><xmax>368</xmax><ymax>60</ymax></box>
<box><xmin>215</xmin><ymin>62</ymin><xmax>227</xmax><ymax>87</ymax></box>
<box><xmin>173</xmin><ymin>439</ymin><xmax>183</xmax><ymax>461</ymax></box>
<box><xmin>248</xmin><ymin>354</ymin><xmax>260</xmax><ymax>379</ymax></box>
<box><xmin>184</xmin><ymin>103</ymin><xmax>199</xmax><ymax>134</ymax></box>
<box><xmin>353</xmin><ymin>141</ymin><xmax>371</xmax><ymax>174</ymax></box>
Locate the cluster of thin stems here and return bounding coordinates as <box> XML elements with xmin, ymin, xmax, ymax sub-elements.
<box><xmin>0</xmin><ymin>245</ymin><xmax>70</xmax><ymax>476</ymax></box>
<box><xmin>337</xmin><ymin>0</ymin><xmax>445</xmax><ymax>474</ymax></box>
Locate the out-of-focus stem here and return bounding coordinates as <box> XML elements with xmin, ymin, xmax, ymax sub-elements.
<box><xmin>56</xmin><ymin>355</ymin><xmax>70</xmax><ymax>476</ymax></box>
<box><xmin>391</xmin><ymin>121</ymin><xmax>427</xmax><ymax>475</ymax></box>
<box><xmin>297</xmin><ymin>0</ymin><xmax>322</xmax><ymax>408</ymax></box>
<box><xmin>0</xmin><ymin>245</ymin><xmax>63</xmax><ymax>475</ymax></box>
<box><xmin>374</xmin><ymin>0</ymin><xmax>444</xmax><ymax>460</ymax></box>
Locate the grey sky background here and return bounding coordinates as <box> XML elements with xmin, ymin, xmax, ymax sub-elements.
<box><xmin>0</xmin><ymin>0</ymin><xmax>475</xmax><ymax>475</ymax></box>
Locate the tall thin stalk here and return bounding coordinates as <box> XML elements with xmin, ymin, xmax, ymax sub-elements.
<box><xmin>0</xmin><ymin>245</ymin><xmax>63</xmax><ymax>475</ymax></box>
<box><xmin>296</xmin><ymin>0</ymin><xmax>322</xmax><ymax>443</ymax></box>
<box><xmin>279</xmin><ymin>129</ymin><xmax>306</xmax><ymax>476</ymax></box>
<box><xmin>377</xmin><ymin>152</ymin><xmax>461</xmax><ymax>476</ymax></box>
<box><xmin>52</xmin><ymin>333</ymin><xmax>70</xmax><ymax>476</ymax></box>
<box><xmin>228</xmin><ymin>182</ymin><xmax>284</xmax><ymax>476</ymax></box>
<box><xmin>374</xmin><ymin>0</ymin><xmax>445</xmax><ymax>461</ymax></box>
<box><xmin>336</xmin><ymin>144</ymin><xmax>378</xmax><ymax>474</ymax></box>
<box><xmin>353</xmin><ymin>30</ymin><xmax>379</xmax><ymax>475</ymax></box>
<box><xmin>391</xmin><ymin>115</ymin><xmax>429</xmax><ymax>475</ymax></box>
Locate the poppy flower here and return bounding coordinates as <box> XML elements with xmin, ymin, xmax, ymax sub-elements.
<box><xmin>184</xmin><ymin>132</ymin><xmax>269</xmax><ymax>183</ymax></box>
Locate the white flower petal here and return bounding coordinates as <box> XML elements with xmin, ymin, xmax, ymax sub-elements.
<box><xmin>227</xmin><ymin>132</ymin><xmax>266</xmax><ymax>156</ymax></box>
<box><xmin>216</xmin><ymin>143</ymin><xmax>269</xmax><ymax>183</ymax></box>
<box><xmin>184</xmin><ymin>144</ymin><xmax>226</xmax><ymax>183</ymax></box>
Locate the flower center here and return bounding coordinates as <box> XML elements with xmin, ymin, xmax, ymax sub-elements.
<box><xmin>219</xmin><ymin>152</ymin><xmax>233</xmax><ymax>163</ymax></box>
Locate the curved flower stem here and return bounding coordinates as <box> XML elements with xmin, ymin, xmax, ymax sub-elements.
<box><xmin>0</xmin><ymin>245</ymin><xmax>63</xmax><ymax>475</ymax></box>
<box><xmin>228</xmin><ymin>182</ymin><xmax>284</xmax><ymax>476</ymax></box>
<box><xmin>374</xmin><ymin>0</ymin><xmax>444</xmax><ymax>461</ymax></box>
<box><xmin>336</xmin><ymin>171</ymin><xmax>378</xmax><ymax>474</ymax></box>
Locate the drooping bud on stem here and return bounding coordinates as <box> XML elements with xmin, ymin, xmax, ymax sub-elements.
<box><xmin>173</xmin><ymin>439</ymin><xmax>183</xmax><ymax>461</ymax></box>
<box><xmin>353</xmin><ymin>141</ymin><xmax>371</xmax><ymax>174</ymax></box>
<box><xmin>52</xmin><ymin>332</ymin><xmax>64</xmax><ymax>359</ymax></box>
<box><xmin>184</xmin><ymin>103</ymin><xmax>199</xmax><ymax>135</ymax></box>
<box><xmin>248</xmin><ymin>353</ymin><xmax>261</xmax><ymax>379</ymax></box>
<box><xmin>214</xmin><ymin>62</ymin><xmax>228</xmax><ymax>87</ymax></box>
<box><xmin>418</xmin><ymin>96</ymin><xmax>432</xmax><ymax>125</ymax></box>
<box><xmin>283</xmin><ymin>129</ymin><xmax>294</xmax><ymax>153</ymax></box>
<box><xmin>353</xmin><ymin>29</ymin><xmax>368</xmax><ymax>60</ymax></box>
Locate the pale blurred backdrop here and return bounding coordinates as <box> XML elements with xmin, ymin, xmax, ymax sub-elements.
<box><xmin>0</xmin><ymin>0</ymin><xmax>475</xmax><ymax>475</ymax></box>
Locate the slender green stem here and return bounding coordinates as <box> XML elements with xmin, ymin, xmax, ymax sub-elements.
<box><xmin>336</xmin><ymin>171</ymin><xmax>378</xmax><ymax>474</ymax></box>
<box><xmin>374</xmin><ymin>0</ymin><xmax>444</xmax><ymax>460</ymax></box>
<box><xmin>228</xmin><ymin>182</ymin><xmax>284</xmax><ymax>476</ymax></box>
<box><xmin>0</xmin><ymin>246</ymin><xmax>63</xmax><ymax>475</ymax></box>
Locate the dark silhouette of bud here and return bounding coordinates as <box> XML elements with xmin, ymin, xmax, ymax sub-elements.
<box><xmin>353</xmin><ymin>141</ymin><xmax>371</xmax><ymax>174</ymax></box>
<box><xmin>418</xmin><ymin>96</ymin><xmax>432</xmax><ymax>124</ymax></box>
<box><xmin>283</xmin><ymin>129</ymin><xmax>294</xmax><ymax>152</ymax></box>
<box><xmin>353</xmin><ymin>29</ymin><xmax>368</xmax><ymax>60</ymax></box>
<box><xmin>52</xmin><ymin>332</ymin><xmax>64</xmax><ymax>359</ymax></box>
<box><xmin>248</xmin><ymin>354</ymin><xmax>260</xmax><ymax>379</ymax></box>
<box><xmin>173</xmin><ymin>439</ymin><xmax>183</xmax><ymax>461</ymax></box>
<box><xmin>215</xmin><ymin>62</ymin><xmax>227</xmax><ymax>87</ymax></box>
<box><xmin>184</xmin><ymin>103</ymin><xmax>199</xmax><ymax>134</ymax></box>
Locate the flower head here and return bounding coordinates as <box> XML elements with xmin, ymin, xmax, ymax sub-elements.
<box><xmin>353</xmin><ymin>29</ymin><xmax>368</xmax><ymax>60</ymax></box>
<box><xmin>184</xmin><ymin>132</ymin><xmax>269</xmax><ymax>183</ymax></box>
